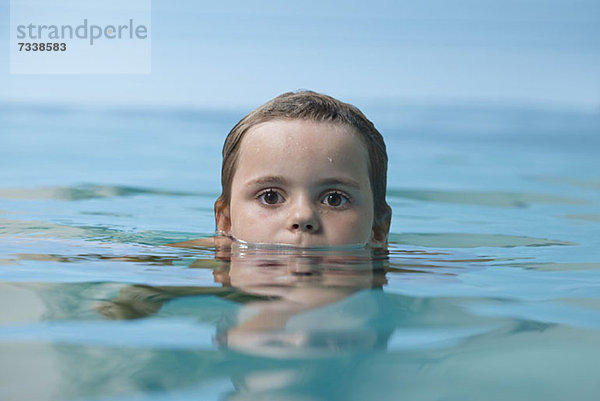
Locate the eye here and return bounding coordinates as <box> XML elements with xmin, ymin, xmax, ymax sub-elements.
<box><xmin>322</xmin><ymin>191</ymin><xmax>349</xmax><ymax>208</ymax></box>
<box><xmin>258</xmin><ymin>189</ymin><xmax>284</xmax><ymax>205</ymax></box>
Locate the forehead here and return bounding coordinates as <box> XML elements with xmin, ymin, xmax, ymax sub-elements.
<box><xmin>239</xmin><ymin>120</ymin><xmax>369</xmax><ymax>163</ymax></box>
<box><xmin>236</xmin><ymin>120</ymin><xmax>370</xmax><ymax>181</ymax></box>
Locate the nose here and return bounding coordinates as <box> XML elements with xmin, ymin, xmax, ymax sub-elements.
<box><xmin>288</xmin><ymin>198</ymin><xmax>320</xmax><ymax>233</ymax></box>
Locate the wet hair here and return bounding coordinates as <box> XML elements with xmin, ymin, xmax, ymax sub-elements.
<box><xmin>216</xmin><ymin>90</ymin><xmax>391</xmax><ymax>239</ymax></box>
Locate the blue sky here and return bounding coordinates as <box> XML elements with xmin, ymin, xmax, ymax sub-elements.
<box><xmin>1</xmin><ymin>0</ymin><xmax>599</xmax><ymax>110</ymax></box>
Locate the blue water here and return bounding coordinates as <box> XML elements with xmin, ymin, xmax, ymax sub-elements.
<box><xmin>1</xmin><ymin>102</ymin><xmax>599</xmax><ymax>401</ymax></box>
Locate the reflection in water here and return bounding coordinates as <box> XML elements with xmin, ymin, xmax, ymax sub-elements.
<box><xmin>1</xmin><ymin>241</ymin><xmax>599</xmax><ymax>401</ymax></box>
<box><xmin>65</xmin><ymin>243</ymin><xmax>498</xmax><ymax>400</ymax></box>
<box><xmin>96</xmin><ymin>244</ymin><xmax>392</xmax><ymax>358</ymax></box>
<box><xmin>214</xmin><ymin>245</ymin><xmax>390</xmax><ymax>358</ymax></box>
<box><xmin>1</xmin><ymin>245</ymin><xmax>399</xmax><ymax>400</ymax></box>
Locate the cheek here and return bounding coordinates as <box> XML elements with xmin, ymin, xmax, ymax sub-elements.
<box><xmin>322</xmin><ymin>210</ymin><xmax>373</xmax><ymax>242</ymax></box>
<box><xmin>230</xmin><ymin>202</ymin><xmax>281</xmax><ymax>239</ymax></box>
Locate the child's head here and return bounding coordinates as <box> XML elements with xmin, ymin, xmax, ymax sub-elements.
<box><xmin>215</xmin><ymin>90</ymin><xmax>391</xmax><ymax>247</ymax></box>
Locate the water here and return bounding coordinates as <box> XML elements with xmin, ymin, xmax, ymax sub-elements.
<box><xmin>1</xmin><ymin>102</ymin><xmax>599</xmax><ymax>401</ymax></box>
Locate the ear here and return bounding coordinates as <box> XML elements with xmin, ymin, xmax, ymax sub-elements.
<box><xmin>370</xmin><ymin>207</ymin><xmax>392</xmax><ymax>247</ymax></box>
<box><xmin>214</xmin><ymin>198</ymin><xmax>231</xmax><ymax>235</ymax></box>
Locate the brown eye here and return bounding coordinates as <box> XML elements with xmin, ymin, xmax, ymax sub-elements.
<box><xmin>323</xmin><ymin>192</ymin><xmax>348</xmax><ymax>207</ymax></box>
<box><xmin>259</xmin><ymin>190</ymin><xmax>282</xmax><ymax>205</ymax></box>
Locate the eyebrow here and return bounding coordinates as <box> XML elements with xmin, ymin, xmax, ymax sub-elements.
<box><xmin>245</xmin><ymin>176</ymin><xmax>288</xmax><ymax>187</ymax></box>
<box><xmin>245</xmin><ymin>176</ymin><xmax>362</xmax><ymax>189</ymax></box>
<box><xmin>315</xmin><ymin>177</ymin><xmax>362</xmax><ymax>189</ymax></box>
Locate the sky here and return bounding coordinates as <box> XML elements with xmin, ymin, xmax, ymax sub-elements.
<box><xmin>1</xmin><ymin>0</ymin><xmax>599</xmax><ymax>110</ymax></box>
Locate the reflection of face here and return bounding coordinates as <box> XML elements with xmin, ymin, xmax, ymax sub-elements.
<box><xmin>226</xmin><ymin>246</ymin><xmax>376</xmax><ymax>303</ymax></box>
<box><xmin>219</xmin><ymin>246</ymin><xmax>385</xmax><ymax>358</ymax></box>
<box><xmin>228</xmin><ymin>120</ymin><xmax>375</xmax><ymax>247</ymax></box>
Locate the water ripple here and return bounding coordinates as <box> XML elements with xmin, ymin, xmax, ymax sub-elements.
<box><xmin>389</xmin><ymin>233</ymin><xmax>577</xmax><ymax>248</ymax></box>
<box><xmin>388</xmin><ymin>188</ymin><xmax>588</xmax><ymax>208</ymax></box>
<box><xmin>0</xmin><ymin>184</ymin><xmax>206</xmax><ymax>201</ymax></box>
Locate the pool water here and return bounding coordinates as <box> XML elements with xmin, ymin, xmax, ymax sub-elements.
<box><xmin>1</xmin><ymin>102</ymin><xmax>599</xmax><ymax>401</ymax></box>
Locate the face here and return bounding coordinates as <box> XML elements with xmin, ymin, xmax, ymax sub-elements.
<box><xmin>222</xmin><ymin>120</ymin><xmax>376</xmax><ymax>247</ymax></box>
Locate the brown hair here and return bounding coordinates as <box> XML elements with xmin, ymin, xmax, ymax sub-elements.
<box><xmin>215</xmin><ymin>90</ymin><xmax>391</xmax><ymax>242</ymax></box>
